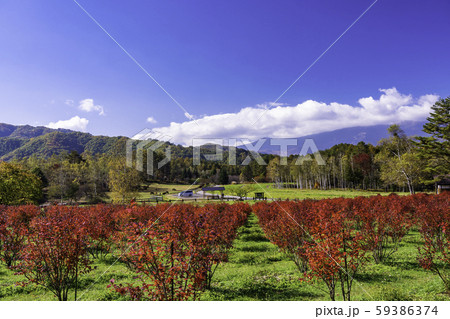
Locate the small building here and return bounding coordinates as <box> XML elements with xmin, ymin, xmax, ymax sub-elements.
<box><xmin>202</xmin><ymin>186</ymin><xmax>225</xmax><ymax>199</ymax></box>
<box><xmin>436</xmin><ymin>176</ymin><xmax>450</xmax><ymax>194</ymax></box>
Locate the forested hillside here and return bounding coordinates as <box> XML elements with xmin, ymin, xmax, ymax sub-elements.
<box><xmin>0</xmin><ymin>123</ymin><xmax>127</xmax><ymax>160</ymax></box>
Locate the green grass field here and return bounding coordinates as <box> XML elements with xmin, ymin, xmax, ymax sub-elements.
<box><xmin>104</xmin><ymin>183</ymin><xmax>202</xmax><ymax>203</ymax></box>
<box><xmin>104</xmin><ymin>182</ymin><xmax>409</xmax><ymax>205</ymax></box>
<box><xmin>224</xmin><ymin>183</ymin><xmax>411</xmax><ymax>200</ymax></box>
<box><xmin>0</xmin><ymin>188</ymin><xmax>447</xmax><ymax>301</ymax></box>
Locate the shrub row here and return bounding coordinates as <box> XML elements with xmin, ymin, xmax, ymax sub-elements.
<box><xmin>0</xmin><ymin>203</ymin><xmax>251</xmax><ymax>300</ymax></box>
<box><xmin>253</xmin><ymin>193</ymin><xmax>449</xmax><ymax>300</ymax></box>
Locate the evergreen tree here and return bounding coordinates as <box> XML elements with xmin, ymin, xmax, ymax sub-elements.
<box><xmin>218</xmin><ymin>167</ymin><xmax>229</xmax><ymax>185</ymax></box>
<box><xmin>240</xmin><ymin>165</ymin><xmax>253</xmax><ymax>182</ymax></box>
<box><xmin>416</xmin><ymin>97</ymin><xmax>450</xmax><ymax>179</ymax></box>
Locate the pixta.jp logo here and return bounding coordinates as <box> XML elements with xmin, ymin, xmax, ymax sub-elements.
<box><xmin>126</xmin><ymin>130</ymin><xmax>325</xmax><ymax>176</ymax></box>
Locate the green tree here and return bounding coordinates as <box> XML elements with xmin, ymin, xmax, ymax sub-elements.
<box><xmin>266</xmin><ymin>157</ymin><xmax>280</xmax><ymax>182</ymax></box>
<box><xmin>31</xmin><ymin>167</ymin><xmax>48</xmax><ymax>187</ymax></box>
<box><xmin>416</xmin><ymin>96</ymin><xmax>450</xmax><ymax>179</ymax></box>
<box><xmin>46</xmin><ymin>156</ymin><xmax>73</xmax><ymax>202</ymax></box>
<box><xmin>240</xmin><ymin>165</ymin><xmax>253</xmax><ymax>182</ymax></box>
<box><xmin>0</xmin><ymin>162</ymin><xmax>43</xmax><ymax>204</ymax></box>
<box><xmin>108</xmin><ymin>158</ymin><xmax>142</xmax><ymax>203</ymax></box>
<box><xmin>66</xmin><ymin>150</ymin><xmax>83</xmax><ymax>164</ymax></box>
<box><xmin>375</xmin><ymin>125</ymin><xmax>425</xmax><ymax>194</ymax></box>
<box><xmin>218</xmin><ymin>167</ymin><xmax>229</xmax><ymax>185</ymax></box>
<box><xmin>231</xmin><ymin>184</ymin><xmax>255</xmax><ymax>199</ymax></box>
<box><xmin>84</xmin><ymin>154</ymin><xmax>109</xmax><ymax>202</ymax></box>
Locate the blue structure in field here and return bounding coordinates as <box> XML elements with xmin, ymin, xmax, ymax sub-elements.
<box><xmin>202</xmin><ymin>186</ymin><xmax>225</xmax><ymax>199</ymax></box>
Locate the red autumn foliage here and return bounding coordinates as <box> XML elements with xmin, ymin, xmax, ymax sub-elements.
<box><xmin>414</xmin><ymin>192</ymin><xmax>450</xmax><ymax>291</ymax></box>
<box><xmin>254</xmin><ymin>198</ymin><xmax>369</xmax><ymax>301</ymax></box>
<box><xmin>352</xmin><ymin>194</ymin><xmax>413</xmax><ymax>263</ymax></box>
<box><xmin>1</xmin><ymin>202</ymin><xmax>248</xmax><ymax>301</ymax></box>
<box><xmin>305</xmin><ymin>199</ymin><xmax>368</xmax><ymax>301</ymax></box>
<box><xmin>254</xmin><ymin>193</ymin><xmax>448</xmax><ymax>300</ymax></box>
<box><xmin>0</xmin><ymin>205</ymin><xmax>39</xmax><ymax>267</ymax></box>
<box><xmin>0</xmin><ymin>192</ymin><xmax>446</xmax><ymax>301</ymax></box>
<box><xmin>110</xmin><ymin>203</ymin><xmax>250</xmax><ymax>300</ymax></box>
<box><xmin>15</xmin><ymin>206</ymin><xmax>92</xmax><ymax>301</ymax></box>
<box><xmin>253</xmin><ymin>200</ymin><xmax>316</xmax><ymax>272</ymax></box>
<box><xmin>83</xmin><ymin>205</ymin><xmax>119</xmax><ymax>259</ymax></box>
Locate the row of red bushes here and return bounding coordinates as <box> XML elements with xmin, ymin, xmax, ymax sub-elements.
<box><xmin>253</xmin><ymin>193</ymin><xmax>449</xmax><ymax>300</ymax></box>
<box><xmin>1</xmin><ymin>193</ymin><xmax>448</xmax><ymax>301</ymax></box>
<box><xmin>0</xmin><ymin>202</ymin><xmax>251</xmax><ymax>300</ymax></box>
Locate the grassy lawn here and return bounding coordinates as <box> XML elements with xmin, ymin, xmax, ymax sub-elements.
<box><xmin>224</xmin><ymin>183</ymin><xmax>411</xmax><ymax>200</ymax></box>
<box><xmin>101</xmin><ymin>183</ymin><xmax>411</xmax><ymax>205</ymax></box>
<box><xmin>103</xmin><ymin>183</ymin><xmax>203</xmax><ymax>203</ymax></box>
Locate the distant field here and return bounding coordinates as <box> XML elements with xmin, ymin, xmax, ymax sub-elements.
<box><xmin>104</xmin><ymin>183</ymin><xmax>203</xmax><ymax>203</ymax></box>
<box><xmin>223</xmin><ymin>183</ymin><xmax>411</xmax><ymax>200</ymax></box>
<box><xmin>103</xmin><ymin>183</ymin><xmax>411</xmax><ymax>204</ymax></box>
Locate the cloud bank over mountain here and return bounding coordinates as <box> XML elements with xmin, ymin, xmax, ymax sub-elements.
<box><xmin>47</xmin><ymin>116</ymin><xmax>89</xmax><ymax>132</ymax></box>
<box><xmin>146</xmin><ymin>88</ymin><xmax>438</xmax><ymax>146</ymax></box>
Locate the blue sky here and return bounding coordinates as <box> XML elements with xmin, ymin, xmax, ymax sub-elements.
<box><xmin>0</xmin><ymin>0</ymin><xmax>449</xmax><ymax>144</ymax></box>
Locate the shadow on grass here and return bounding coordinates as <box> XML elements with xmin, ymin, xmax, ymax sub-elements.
<box><xmin>240</xmin><ymin>233</ymin><xmax>270</xmax><ymax>242</ymax></box>
<box><xmin>238</xmin><ymin>228</ymin><xmax>252</xmax><ymax>235</ymax></box>
<box><xmin>0</xmin><ymin>269</ymin><xmax>9</xmax><ymax>278</ymax></box>
<box><xmin>266</xmin><ymin>256</ymin><xmax>283</xmax><ymax>262</ymax></box>
<box><xmin>93</xmin><ymin>254</ymin><xmax>122</xmax><ymax>266</ymax></box>
<box><xmin>383</xmin><ymin>260</ymin><xmax>423</xmax><ymax>271</ymax></box>
<box><xmin>240</xmin><ymin>245</ymin><xmax>271</xmax><ymax>252</ymax></box>
<box><xmin>76</xmin><ymin>270</ymin><xmax>132</xmax><ymax>290</ymax></box>
<box><xmin>207</xmin><ymin>279</ymin><xmax>321</xmax><ymax>301</ymax></box>
<box><xmin>353</xmin><ymin>272</ymin><xmax>401</xmax><ymax>283</ymax></box>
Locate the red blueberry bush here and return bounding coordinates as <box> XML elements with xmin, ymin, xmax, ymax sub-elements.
<box><xmin>352</xmin><ymin>194</ymin><xmax>413</xmax><ymax>263</ymax></box>
<box><xmin>110</xmin><ymin>203</ymin><xmax>250</xmax><ymax>300</ymax></box>
<box><xmin>15</xmin><ymin>206</ymin><xmax>92</xmax><ymax>301</ymax></box>
<box><xmin>415</xmin><ymin>193</ymin><xmax>449</xmax><ymax>291</ymax></box>
<box><xmin>0</xmin><ymin>205</ymin><xmax>39</xmax><ymax>267</ymax></box>
<box><xmin>253</xmin><ymin>194</ymin><xmax>448</xmax><ymax>300</ymax></box>
<box><xmin>254</xmin><ymin>198</ymin><xmax>369</xmax><ymax>301</ymax></box>
<box><xmin>0</xmin><ymin>193</ymin><xmax>447</xmax><ymax>301</ymax></box>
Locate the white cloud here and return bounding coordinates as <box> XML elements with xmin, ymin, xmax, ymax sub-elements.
<box><xmin>65</xmin><ymin>99</ymin><xmax>74</xmax><ymax>106</ymax></box>
<box><xmin>78</xmin><ymin>99</ymin><xmax>104</xmax><ymax>115</ymax></box>
<box><xmin>146</xmin><ymin>116</ymin><xmax>157</xmax><ymax>124</ymax></box>
<box><xmin>255</xmin><ymin>102</ymin><xmax>285</xmax><ymax>110</ymax></box>
<box><xmin>47</xmin><ymin>116</ymin><xmax>89</xmax><ymax>132</ymax></box>
<box><xmin>146</xmin><ymin>88</ymin><xmax>439</xmax><ymax>146</ymax></box>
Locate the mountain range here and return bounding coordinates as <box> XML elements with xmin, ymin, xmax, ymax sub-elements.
<box><xmin>0</xmin><ymin>123</ymin><xmax>126</xmax><ymax>160</ymax></box>
<box><xmin>0</xmin><ymin>121</ymin><xmax>427</xmax><ymax>160</ymax></box>
<box><xmin>241</xmin><ymin>121</ymin><xmax>426</xmax><ymax>155</ymax></box>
